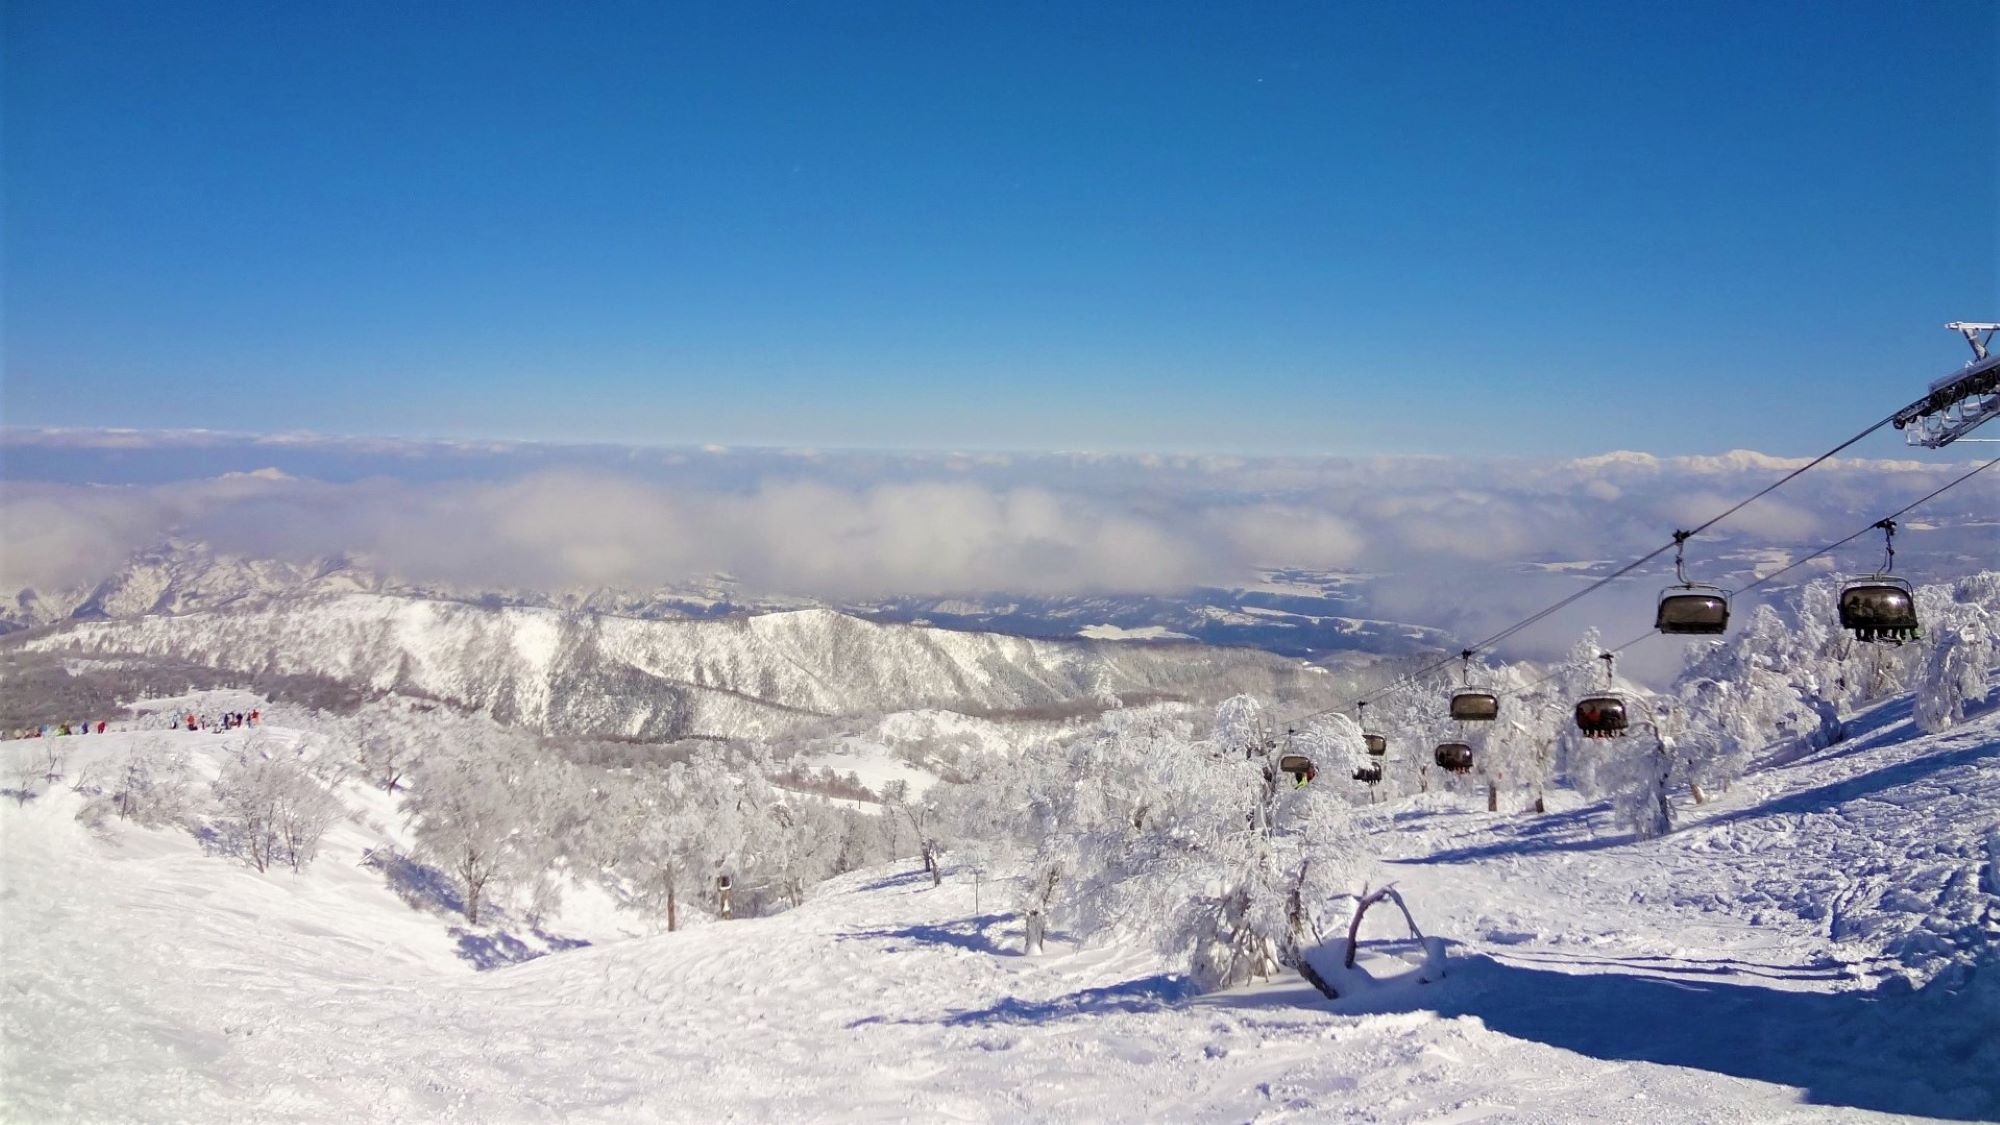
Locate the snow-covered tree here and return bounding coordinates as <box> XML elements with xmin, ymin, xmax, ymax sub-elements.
<box><xmin>404</xmin><ymin>725</ymin><xmax>544</xmax><ymax>925</ymax></box>
<box><xmin>976</xmin><ymin>697</ymin><xmax>1379</xmax><ymax>990</ymax></box>
<box><xmin>1914</xmin><ymin>600</ymin><xmax>1994</xmax><ymax>733</ymax></box>
<box><xmin>1568</xmin><ymin>714</ymin><xmax>1674</xmax><ymax>838</ymax></box>
<box><xmin>761</xmin><ymin>791</ymin><xmax>845</xmax><ymax>909</ymax></box>
<box><xmin>611</xmin><ymin>763</ymin><xmax>704</xmax><ymax>930</ymax></box>
<box><xmin>213</xmin><ymin>736</ymin><xmax>342</xmax><ymax>873</ymax></box>
<box><xmin>346</xmin><ymin>703</ymin><xmax>426</xmax><ymax>793</ymax></box>
<box><xmin>103</xmin><ymin>743</ymin><xmax>195</xmax><ymax>828</ymax></box>
<box><xmin>883</xmin><ymin>780</ymin><xmax>944</xmax><ymax>886</ymax></box>
<box><xmin>9</xmin><ymin>755</ymin><xmax>38</xmax><ymax>805</ymax></box>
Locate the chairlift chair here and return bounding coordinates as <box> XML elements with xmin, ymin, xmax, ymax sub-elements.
<box><xmin>1839</xmin><ymin>521</ymin><xmax>1921</xmax><ymax>644</ymax></box>
<box><xmin>1449</xmin><ymin>691</ymin><xmax>1500</xmax><ymax>722</ymax></box>
<box><xmin>1840</xmin><ymin>578</ymin><xmax>1919</xmax><ymax>644</ymax></box>
<box><xmin>1434</xmin><ymin>742</ymin><xmax>1475</xmax><ymax>773</ymax></box>
<box><xmin>1356</xmin><ymin>702</ymin><xmax>1388</xmax><ymax>757</ymax></box>
<box><xmin>1573</xmin><ymin>695</ymin><xmax>1630</xmax><ymax>739</ymax></box>
<box><xmin>1656</xmin><ymin>588</ymin><xmax>1730</xmax><ymax>634</ymax></box>
<box><xmin>1448</xmin><ymin>651</ymin><xmax>1499</xmax><ymax>722</ymax></box>
<box><xmin>1352</xmin><ymin>764</ymin><xmax>1383</xmax><ymax>784</ymax></box>
<box><xmin>1656</xmin><ymin>531</ymin><xmax>1730</xmax><ymax>635</ymax></box>
<box><xmin>1279</xmin><ymin>753</ymin><xmax>1315</xmax><ymax>778</ymax></box>
<box><xmin>1573</xmin><ymin>652</ymin><xmax>1632</xmax><ymax>739</ymax></box>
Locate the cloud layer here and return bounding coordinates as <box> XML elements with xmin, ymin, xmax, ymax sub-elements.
<box><xmin>2</xmin><ymin>430</ymin><xmax>1991</xmax><ymax>612</ymax></box>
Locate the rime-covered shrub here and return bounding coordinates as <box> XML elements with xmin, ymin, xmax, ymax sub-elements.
<box><xmin>212</xmin><ymin>737</ymin><xmax>342</xmax><ymax>873</ymax></box>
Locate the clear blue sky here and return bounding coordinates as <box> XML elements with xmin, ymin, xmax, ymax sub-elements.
<box><xmin>4</xmin><ymin>1</ymin><xmax>1995</xmax><ymax>456</ymax></box>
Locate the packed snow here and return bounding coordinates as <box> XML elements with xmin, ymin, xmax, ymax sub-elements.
<box><xmin>3</xmin><ymin>688</ymin><xmax>1994</xmax><ymax>1122</ymax></box>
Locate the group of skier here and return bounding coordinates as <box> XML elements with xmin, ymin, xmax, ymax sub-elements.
<box><xmin>10</xmin><ymin>709</ymin><xmax>262</xmax><ymax>741</ymax></box>
<box><xmin>11</xmin><ymin>720</ymin><xmax>110</xmax><ymax>739</ymax></box>
<box><xmin>176</xmin><ymin>710</ymin><xmax>260</xmax><ymax>733</ymax></box>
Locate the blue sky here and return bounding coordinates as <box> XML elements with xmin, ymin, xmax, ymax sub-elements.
<box><xmin>4</xmin><ymin>1</ymin><xmax>1994</xmax><ymax>456</ymax></box>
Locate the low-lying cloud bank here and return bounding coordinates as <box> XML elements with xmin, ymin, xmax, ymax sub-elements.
<box><xmin>1</xmin><ymin>428</ymin><xmax>1991</xmax><ymax>603</ymax></box>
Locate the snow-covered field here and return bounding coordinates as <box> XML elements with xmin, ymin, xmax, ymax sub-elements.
<box><xmin>3</xmin><ymin>696</ymin><xmax>1995</xmax><ymax>1122</ymax></box>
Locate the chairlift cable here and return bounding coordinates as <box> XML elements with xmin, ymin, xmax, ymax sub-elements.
<box><xmin>1479</xmin><ymin>457</ymin><xmax>1996</xmax><ymax>699</ymax></box>
<box><xmin>1276</xmin><ymin>434</ymin><xmax>1987</xmax><ymax>731</ymax></box>
<box><xmin>1729</xmin><ymin>456</ymin><xmax>1997</xmax><ymax>600</ymax></box>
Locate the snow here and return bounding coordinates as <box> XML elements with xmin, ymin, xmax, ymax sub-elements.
<box><xmin>1076</xmin><ymin>624</ymin><xmax>1194</xmax><ymax>641</ymax></box>
<box><xmin>794</xmin><ymin>736</ymin><xmax>941</xmax><ymax>798</ymax></box>
<box><xmin>3</xmin><ymin>694</ymin><xmax>1996</xmax><ymax>1121</ymax></box>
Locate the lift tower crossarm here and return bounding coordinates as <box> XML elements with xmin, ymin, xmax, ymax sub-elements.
<box><xmin>1891</xmin><ymin>322</ymin><xmax>2000</xmax><ymax>448</ymax></box>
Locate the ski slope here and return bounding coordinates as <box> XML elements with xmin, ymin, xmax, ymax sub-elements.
<box><xmin>2</xmin><ymin>696</ymin><xmax>1995</xmax><ymax>1122</ymax></box>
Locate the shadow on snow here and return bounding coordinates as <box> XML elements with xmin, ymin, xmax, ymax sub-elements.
<box><xmin>449</xmin><ymin>927</ymin><xmax>591</xmax><ymax>971</ymax></box>
<box><xmin>848</xmin><ymin>972</ymin><xmax>1196</xmax><ymax>1029</ymax></box>
<box><xmin>1402</xmin><ymin>735</ymin><xmax>1997</xmax><ymax>867</ymax></box>
<box><xmin>1424</xmin><ymin>952</ymin><xmax>2000</xmax><ymax>1121</ymax></box>
<box><xmin>837</xmin><ymin>912</ymin><xmax>1067</xmax><ymax>957</ymax></box>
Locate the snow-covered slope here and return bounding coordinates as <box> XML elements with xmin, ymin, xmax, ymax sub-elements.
<box><xmin>11</xmin><ymin>596</ymin><xmax>1336</xmax><ymax>739</ymax></box>
<box><xmin>3</xmin><ymin>692</ymin><xmax>1995</xmax><ymax>1121</ymax></box>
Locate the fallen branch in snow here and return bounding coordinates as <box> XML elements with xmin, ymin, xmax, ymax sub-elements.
<box><xmin>1345</xmin><ymin>883</ymin><xmax>1424</xmax><ymax>970</ymax></box>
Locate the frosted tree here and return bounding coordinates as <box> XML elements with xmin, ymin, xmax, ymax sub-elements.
<box><xmin>1678</xmin><ymin>601</ymin><xmax>1842</xmax><ymax>757</ymax></box>
<box><xmin>1470</xmin><ymin>690</ymin><xmax>1553</xmax><ymax>813</ymax></box>
<box><xmin>762</xmin><ymin>794</ymin><xmax>845</xmax><ymax>908</ymax></box>
<box><xmin>612</xmin><ymin>763</ymin><xmax>703</xmax><ymax>930</ymax></box>
<box><xmin>404</xmin><ymin>724</ymin><xmax>543</xmax><ymax>925</ymax></box>
<box><xmin>1374</xmin><ymin>675</ymin><xmax>1454</xmax><ymax>798</ymax></box>
<box><xmin>1914</xmin><ymin>600</ymin><xmax>1994</xmax><ymax>733</ymax></box>
<box><xmin>1568</xmin><ymin>709</ymin><xmax>1674</xmax><ymax>838</ymax></box>
<box><xmin>213</xmin><ymin>736</ymin><xmax>342</xmax><ymax>873</ymax></box>
<box><xmin>39</xmin><ymin>740</ymin><xmax>68</xmax><ymax>785</ymax></box>
<box><xmin>348</xmin><ymin>706</ymin><xmax>424</xmax><ymax>793</ymax></box>
<box><xmin>883</xmin><ymin>779</ymin><xmax>944</xmax><ymax>886</ymax></box>
<box><xmin>9</xmin><ymin>755</ymin><xmax>37</xmax><ymax>805</ymax></box>
<box><xmin>677</xmin><ymin>747</ymin><xmax>770</xmax><ymax>918</ymax></box>
<box><xmin>1671</xmin><ymin>679</ymin><xmax>1752</xmax><ymax>802</ymax></box>
<box><xmin>984</xmin><ymin>705</ymin><xmax>1207</xmax><ymax>955</ymax></box>
<box><xmin>1291</xmin><ymin>715</ymin><xmax>1366</xmax><ymax>787</ymax></box>
<box><xmin>103</xmin><ymin>743</ymin><xmax>196</xmax><ymax>828</ymax></box>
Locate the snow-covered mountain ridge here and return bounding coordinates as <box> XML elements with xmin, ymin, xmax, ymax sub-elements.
<box><xmin>10</xmin><ymin>593</ymin><xmax>1340</xmax><ymax>739</ymax></box>
<box><xmin>4</xmin><ymin>540</ymin><xmax>1446</xmax><ymax>660</ymax></box>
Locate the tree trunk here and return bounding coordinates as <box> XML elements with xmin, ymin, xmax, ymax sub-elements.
<box><xmin>1487</xmin><ymin>782</ymin><xmax>1499</xmax><ymax>812</ymax></box>
<box><xmin>666</xmin><ymin>885</ymin><xmax>678</xmax><ymax>932</ymax></box>
<box><xmin>1024</xmin><ymin>909</ymin><xmax>1045</xmax><ymax>955</ymax></box>
<box><xmin>1689</xmin><ymin>782</ymin><xmax>1708</xmax><ymax>805</ymax></box>
<box><xmin>1533</xmin><ymin>791</ymin><xmax>1546</xmax><ymax>814</ymax></box>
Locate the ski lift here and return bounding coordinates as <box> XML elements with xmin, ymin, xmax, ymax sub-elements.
<box><xmin>1279</xmin><ymin>753</ymin><xmax>1316</xmax><ymax>781</ymax></box>
<box><xmin>1434</xmin><ymin>742</ymin><xmax>1474</xmax><ymax>773</ymax></box>
<box><xmin>1573</xmin><ymin>652</ymin><xmax>1631</xmax><ymax>739</ymax></box>
<box><xmin>1357</xmin><ymin>701</ymin><xmax>1388</xmax><ymax>757</ymax></box>
<box><xmin>1448</xmin><ymin>650</ymin><xmax>1499</xmax><ymax>722</ymax></box>
<box><xmin>1656</xmin><ymin>530</ymin><xmax>1730</xmax><ymax>635</ymax></box>
<box><xmin>1352</xmin><ymin>764</ymin><xmax>1383</xmax><ymax>784</ymax></box>
<box><xmin>1839</xmin><ymin>520</ymin><xmax>1921</xmax><ymax>644</ymax></box>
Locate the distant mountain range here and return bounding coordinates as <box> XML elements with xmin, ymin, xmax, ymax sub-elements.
<box><xmin>4</xmin><ymin>544</ymin><xmax>1377</xmax><ymax>739</ymax></box>
<box><xmin>2</xmin><ymin>541</ymin><xmax>1453</xmax><ymax>659</ymax></box>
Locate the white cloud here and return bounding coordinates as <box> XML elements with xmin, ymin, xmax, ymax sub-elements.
<box><xmin>2</xmin><ymin>430</ymin><xmax>1990</xmax><ymax>614</ymax></box>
